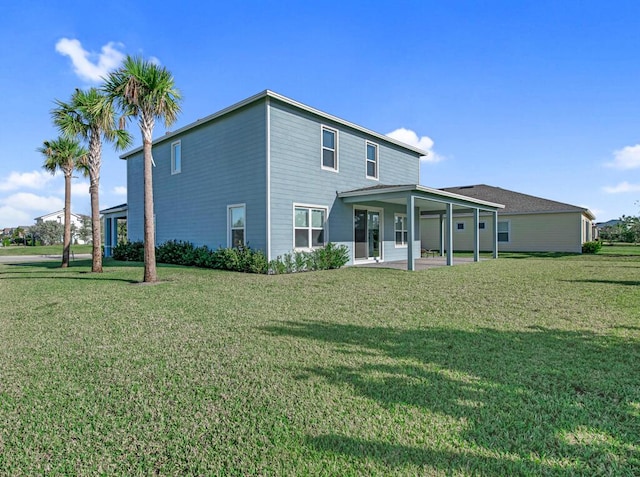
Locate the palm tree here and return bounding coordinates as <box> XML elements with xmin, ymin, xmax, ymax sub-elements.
<box><xmin>52</xmin><ymin>88</ymin><xmax>132</xmax><ymax>273</ymax></box>
<box><xmin>103</xmin><ymin>56</ymin><xmax>182</xmax><ymax>282</ymax></box>
<box><xmin>38</xmin><ymin>137</ymin><xmax>88</xmax><ymax>268</ymax></box>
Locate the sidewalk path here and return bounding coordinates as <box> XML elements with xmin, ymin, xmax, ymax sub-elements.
<box><xmin>0</xmin><ymin>254</ymin><xmax>92</xmax><ymax>264</ymax></box>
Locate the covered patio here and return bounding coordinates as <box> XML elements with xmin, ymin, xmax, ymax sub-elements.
<box><xmin>355</xmin><ymin>256</ymin><xmax>484</xmax><ymax>271</ymax></box>
<box><xmin>100</xmin><ymin>203</ymin><xmax>128</xmax><ymax>258</ymax></box>
<box><xmin>338</xmin><ymin>184</ymin><xmax>504</xmax><ymax>271</ymax></box>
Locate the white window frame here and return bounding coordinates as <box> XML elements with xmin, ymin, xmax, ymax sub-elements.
<box><xmin>227</xmin><ymin>203</ymin><xmax>246</xmax><ymax>248</ymax></box>
<box><xmin>293</xmin><ymin>203</ymin><xmax>328</xmax><ymax>250</ymax></box>
<box><xmin>456</xmin><ymin>222</ymin><xmax>465</xmax><ymax>232</ymax></box>
<box><xmin>321</xmin><ymin>126</ymin><xmax>338</xmax><ymax>172</ymax></box>
<box><xmin>171</xmin><ymin>140</ymin><xmax>181</xmax><ymax>175</ymax></box>
<box><xmin>498</xmin><ymin>220</ymin><xmax>510</xmax><ymax>243</ymax></box>
<box><xmin>365</xmin><ymin>141</ymin><xmax>379</xmax><ymax>180</ymax></box>
<box><xmin>394</xmin><ymin>213</ymin><xmax>408</xmax><ymax>248</ymax></box>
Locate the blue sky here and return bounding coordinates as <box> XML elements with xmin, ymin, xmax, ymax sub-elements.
<box><xmin>1</xmin><ymin>0</ymin><xmax>639</xmax><ymax>227</ymax></box>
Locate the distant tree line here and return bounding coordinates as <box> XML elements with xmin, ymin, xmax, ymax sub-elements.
<box><xmin>599</xmin><ymin>214</ymin><xmax>640</xmax><ymax>244</ymax></box>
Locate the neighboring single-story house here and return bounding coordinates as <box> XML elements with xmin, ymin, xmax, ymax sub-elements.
<box><xmin>421</xmin><ymin>184</ymin><xmax>596</xmax><ymax>253</ymax></box>
<box><xmin>105</xmin><ymin>91</ymin><xmax>504</xmax><ymax>270</ymax></box>
<box><xmin>34</xmin><ymin>210</ymin><xmax>89</xmax><ymax>244</ymax></box>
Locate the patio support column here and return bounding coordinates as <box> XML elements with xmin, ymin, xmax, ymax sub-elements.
<box><xmin>473</xmin><ymin>208</ymin><xmax>480</xmax><ymax>262</ymax></box>
<box><xmin>105</xmin><ymin>218</ymin><xmax>112</xmax><ymax>258</ymax></box>
<box><xmin>407</xmin><ymin>194</ymin><xmax>415</xmax><ymax>271</ymax></box>
<box><xmin>439</xmin><ymin>213</ymin><xmax>445</xmax><ymax>257</ymax></box>
<box><xmin>446</xmin><ymin>203</ymin><xmax>453</xmax><ymax>266</ymax></box>
<box><xmin>113</xmin><ymin>218</ymin><xmax>119</xmax><ymax>251</ymax></box>
<box><xmin>492</xmin><ymin>210</ymin><xmax>499</xmax><ymax>259</ymax></box>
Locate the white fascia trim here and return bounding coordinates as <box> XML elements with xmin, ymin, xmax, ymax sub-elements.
<box><xmin>266</xmin><ymin>98</ymin><xmax>272</xmax><ymax>261</ymax></box>
<box><xmin>121</xmin><ymin>90</ymin><xmax>429</xmax><ymax>159</ymax></box>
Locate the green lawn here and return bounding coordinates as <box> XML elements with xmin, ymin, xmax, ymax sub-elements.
<box><xmin>0</xmin><ymin>255</ymin><xmax>638</xmax><ymax>475</ymax></box>
<box><xmin>0</xmin><ymin>244</ymin><xmax>93</xmax><ymax>256</ymax></box>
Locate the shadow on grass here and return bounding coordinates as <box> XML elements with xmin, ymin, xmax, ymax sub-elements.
<box><xmin>0</xmin><ymin>260</ymin><xmax>140</xmax><ymax>283</ymax></box>
<box><xmin>563</xmin><ymin>279</ymin><xmax>640</xmax><ymax>286</ymax></box>
<box><xmin>263</xmin><ymin>321</ymin><xmax>640</xmax><ymax>474</ymax></box>
<box><xmin>499</xmin><ymin>252</ymin><xmax>580</xmax><ymax>259</ymax></box>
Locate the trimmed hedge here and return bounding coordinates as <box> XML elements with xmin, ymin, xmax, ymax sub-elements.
<box><xmin>112</xmin><ymin>240</ymin><xmax>349</xmax><ymax>274</ymax></box>
<box><xmin>582</xmin><ymin>241</ymin><xmax>602</xmax><ymax>254</ymax></box>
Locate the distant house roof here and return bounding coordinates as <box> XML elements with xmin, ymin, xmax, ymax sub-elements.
<box><xmin>34</xmin><ymin>210</ymin><xmax>85</xmax><ymax>222</ymax></box>
<box><xmin>120</xmin><ymin>90</ymin><xmax>429</xmax><ymax>160</ymax></box>
<box><xmin>440</xmin><ymin>184</ymin><xmax>596</xmax><ymax>220</ymax></box>
<box><xmin>100</xmin><ymin>203</ymin><xmax>128</xmax><ymax>215</ymax></box>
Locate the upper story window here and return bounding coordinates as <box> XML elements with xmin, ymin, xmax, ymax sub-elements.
<box><xmin>456</xmin><ymin>222</ymin><xmax>465</xmax><ymax>231</ymax></box>
<box><xmin>321</xmin><ymin>126</ymin><xmax>338</xmax><ymax>171</ymax></box>
<box><xmin>366</xmin><ymin>142</ymin><xmax>378</xmax><ymax>179</ymax></box>
<box><xmin>294</xmin><ymin>205</ymin><xmax>326</xmax><ymax>248</ymax></box>
<box><xmin>228</xmin><ymin>204</ymin><xmax>245</xmax><ymax>247</ymax></box>
<box><xmin>171</xmin><ymin>141</ymin><xmax>181</xmax><ymax>174</ymax></box>
<box><xmin>479</xmin><ymin>221</ymin><xmax>486</xmax><ymax>230</ymax></box>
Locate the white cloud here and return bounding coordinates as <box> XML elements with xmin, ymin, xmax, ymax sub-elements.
<box><xmin>71</xmin><ymin>181</ymin><xmax>90</xmax><ymax>198</ymax></box>
<box><xmin>113</xmin><ymin>186</ymin><xmax>127</xmax><ymax>196</ymax></box>
<box><xmin>602</xmin><ymin>181</ymin><xmax>640</xmax><ymax>194</ymax></box>
<box><xmin>0</xmin><ymin>205</ymin><xmax>32</xmax><ymax>227</ymax></box>
<box><xmin>55</xmin><ymin>38</ymin><xmax>125</xmax><ymax>82</ymax></box>
<box><xmin>149</xmin><ymin>56</ymin><xmax>161</xmax><ymax>66</ymax></box>
<box><xmin>0</xmin><ymin>170</ymin><xmax>56</xmax><ymax>191</ymax></box>
<box><xmin>2</xmin><ymin>192</ymin><xmax>64</xmax><ymax>212</ymax></box>
<box><xmin>606</xmin><ymin>144</ymin><xmax>640</xmax><ymax>170</ymax></box>
<box><xmin>386</xmin><ymin>128</ymin><xmax>444</xmax><ymax>163</ymax></box>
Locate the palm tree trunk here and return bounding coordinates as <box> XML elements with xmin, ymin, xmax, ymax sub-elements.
<box><xmin>62</xmin><ymin>173</ymin><xmax>72</xmax><ymax>268</ymax></box>
<box><xmin>90</xmin><ymin>178</ymin><xmax>102</xmax><ymax>272</ymax></box>
<box><xmin>89</xmin><ymin>132</ymin><xmax>102</xmax><ymax>273</ymax></box>
<box><xmin>143</xmin><ymin>136</ymin><xmax>157</xmax><ymax>282</ymax></box>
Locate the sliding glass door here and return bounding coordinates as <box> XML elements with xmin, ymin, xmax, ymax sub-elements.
<box><xmin>354</xmin><ymin>208</ymin><xmax>381</xmax><ymax>261</ymax></box>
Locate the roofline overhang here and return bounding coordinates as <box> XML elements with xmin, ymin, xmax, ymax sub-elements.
<box><xmin>338</xmin><ymin>184</ymin><xmax>505</xmax><ymax>211</ymax></box>
<box><xmin>495</xmin><ymin>209</ymin><xmax>596</xmax><ymax>219</ymax></box>
<box><xmin>99</xmin><ymin>204</ymin><xmax>128</xmax><ymax>215</ymax></box>
<box><xmin>119</xmin><ymin>90</ymin><xmax>429</xmax><ymax>159</ymax></box>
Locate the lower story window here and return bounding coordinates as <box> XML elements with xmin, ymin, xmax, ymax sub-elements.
<box><xmin>228</xmin><ymin>204</ymin><xmax>245</xmax><ymax>247</ymax></box>
<box><xmin>394</xmin><ymin>214</ymin><xmax>408</xmax><ymax>246</ymax></box>
<box><xmin>295</xmin><ymin>206</ymin><xmax>326</xmax><ymax>248</ymax></box>
<box><xmin>498</xmin><ymin>220</ymin><xmax>510</xmax><ymax>242</ymax></box>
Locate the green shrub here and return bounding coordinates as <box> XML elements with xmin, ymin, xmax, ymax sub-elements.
<box><xmin>156</xmin><ymin>240</ymin><xmax>196</xmax><ymax>266</ymax></box>
<box><xmin>210</xmin><ymin>244</ymin><xmax>268</xmax><ymax>274</ymax></box>
<box><xmin>582</xmin><ymin>241</ymin><xmax>602</xmax><ymax>254</ymax></box>
<box><xmin>113</xmin><ymin>241</ymin><xmax>144</xmax><ymax>261</ymax></box>
<box><xmin>112</xmin><ymin>240</ymin><xmax>346</xmax><ymax>275</ymax></box>
<box><xmin>269</xmin><ymin>243</ymin><xmax>349</xmax><ymax>274</ymax></box>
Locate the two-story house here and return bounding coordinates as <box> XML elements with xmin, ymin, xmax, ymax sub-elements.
<box><xmin>104</xmin><ymin>91</ymin><xmax>503</xmax><ymax>270</ymax></box>
<box><xmin>34</xmin><ymin>210</ymin><xmax>88</xmax><ymax>244</ymax></box>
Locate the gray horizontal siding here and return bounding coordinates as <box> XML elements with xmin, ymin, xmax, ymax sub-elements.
<box><xmin>269</xmin><ymin>99</ymin><xmax>420</xmax><ymax>260</ymax></box>
<box><xmin>126</xmin><ymin>101</ymin><xmax>267</xmax><ymax>251</ymax></box>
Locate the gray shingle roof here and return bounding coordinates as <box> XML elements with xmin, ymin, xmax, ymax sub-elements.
<box><xmin>440</xmin><ymin>184</ymin><xmax>595</xmax><ymax>218</ymax></box>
